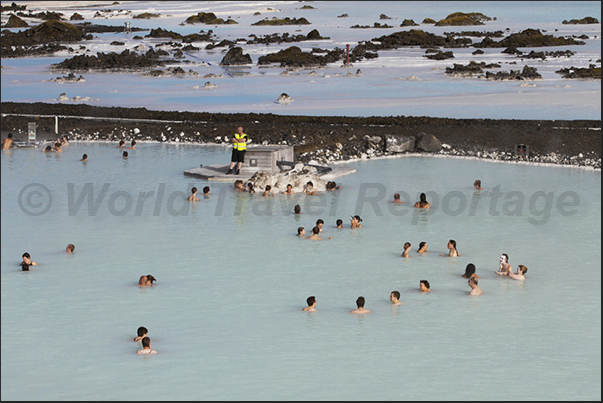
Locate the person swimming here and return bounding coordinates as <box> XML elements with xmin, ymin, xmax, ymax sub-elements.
<box><xmin>496</xmin><ymin>253</ymin><xmax>512</xmax><ymax>275</ymax></box>
<box><xmin>401</xmin><ymin>242</ymin><xmax>411</xmax><ymax>258</ymax></box>
<box><xmin>351</xmin><ymin>296</ymin><xmax>371</xmax><ymax>314</ymax></box>
<box><xmin>133</xmin><ymin>326</ymin><xmax>148</xmax><ymax>342</ymax></box>
<box><xmin>419</xmin><ymin>279</ymin><xmax>431</xmax><ymax>292</ymax></box>
<box><xmin>136</xmin><ymin>336</ymin><xmax>157</xmax><ymax>354</ymax></box>
<box><xmin>417</xmin><ymin>242</ymin><xmax>428</xmax><ymax>253</ymax></box>
<box><xmin>509</xmin><ymin>264</ymin><xmax>528</xmax><ymax>280</ymax></box>
<box><xmin>138</xmin><ymin>275</ymin><xmax>157</xmax><ymax>286</ymax></box>
<box><xmin>302</xmin><ymin>296</ymin><xmax>317</xmax><ymax>312</ymax></box>
<box><xmin>468</xmin><ymin>277</ymin><xmax>483</xmax><ymax>296</ymax></box>
<box><xmin>440</xmin><ymin>239</ymin><xmax>459</xmax><ymax>257</ymax></box>
<box><xmin>350</xmin><ymin>215</ymin><xmax>362</xmax><ymax>228</ymax></box>
<box><xmin>413</xmin><ymin>193</ymin><xmax>430</xmax><ymax>209</ymax></box>
<box><xmin>462</xmin><ymin>263</ymin><xmax>480</xmax><ymax>279</ymax></box>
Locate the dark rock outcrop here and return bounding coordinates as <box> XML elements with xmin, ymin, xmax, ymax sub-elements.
<box><xmin>220</xmin><ymin>47</ymin><xmax>252</xmax><ymax>65</ymax></box>
<box><xmin>3</xmin><ymin>14</ymin><xmax>28</xmax><ymax>28</ymax></box>
<box><xmin>415</xmin><ymin>132</ymin><xmax>442</xmax><ymax>152</ymax></box>
<box><xmin>562</xmin><ymin>16</ymin><xmax>599</xmax><ymax>24</ymax></box>
<box><xmin>474</xmin><ymin>28</ymin><xmax>585</xmax><ymax>48</ymax></box>
<box><xmin>252</xmin><ymin>17</ymin><xmax>310</xmax><ymax>26</ymax></box>
<box><xmin>51</xmin><ymin>49</ymin><xmax>175</xmax><ymax>71</ymax></box>
<box><xmin>184</xmin><ymin>12</ymin><xmax>237</xmax><ymax>25</ymax></box>
<box><xmin>435</xmin><ymin>12</ymin><xmax>492</xmax><ymax>26</ymax></box>
<box><xmin>556</xmin><ymin>65</ymin><xmax>601</xmax><ymax>79</ymax></box>
<box><xmin>1</xmin><ymin>19</ymin><xmax>93</xmax><ymax>58</ymax></box>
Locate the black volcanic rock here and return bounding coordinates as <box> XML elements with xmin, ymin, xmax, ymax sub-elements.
<box><xmin>220</xmin><ymin>47</ymin><xmax>252</xmax><ymax>65</ymax></box>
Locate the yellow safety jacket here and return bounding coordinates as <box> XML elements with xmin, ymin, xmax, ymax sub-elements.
<box><xmin>233</xmin><ymin>132</ymin><xmax>248</xmax><ymax>150</ymax></box>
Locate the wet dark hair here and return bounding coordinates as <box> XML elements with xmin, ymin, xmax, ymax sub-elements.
<box><xmin>420</xmin><ymin>280</ymin><xmax>430</xmax><ymax>289</ymax></box>
<box><xmin>141</xmin><ymin>336</ymin><xmax>151</xmax><ymax>348</ymax></box>
<box><xmin>137</xmin><ymin>326</ymin><xmax>148</xmax><ymax>337</ymax></box>
<box><xmin>81</xmin><ymin>154</ymin><xmax>87</xmax><ymax>160</ymax></box>
<box><xmin>463</xmin><ymin>263</ymin><xmax>476</xmax><ymax>278</ymax></box>
<box><xmin>306</xmin><ymin>296</ymin><xmax>316</xmax><ymax>306</ymax></box>
<box><xmin>474</xmin><ymin>180</ymin><xmax>481</xmax><ymax>187</ymax></box>
<box><xmin>22</xmin><ymin>252</ymin><xmax>31</xmax><ymax>259</ymax></box>
<box><xmin>203</xmin><ymin>186</ymin><xmax>210</xmax><ymax>194</ymax></box>
<box><xmin>391</xmin><ymin>291</ymin><xmax>401</xmax><ymax>300</ymax></box>
<box><xmin>356</xmin><ymin>296</ymin><xmax>365</xmax><ymax>308</ymax></box>
<box><xmin>21</xmin><ymin>262</ymin><xmax>30</xmax><ymax>271</ymax></box>
<box><xmin>306</xmin><ymin>181</ymin><xmax>313</xmax><ymax>187</ymax></box>
<box><xmin>7</xmin><ymin>133</ymin><xmax>13</xmax><ymax>138</ymax></box>
<box><xmin>44</xmin><ymin>145</ymin><xmax>52</xmax><ymax>152</ymax></box>
<box><xmin>294</xmin><ymin>204</ymin><xmax>301</xmax><ymax>214</ymax></box>
<box><xmin>418</xmin><ymin>242</ymin><xmax>427</xmax><ymax>252</ymax></box>
<box><xmin>191</xmin><ymin>187</ymin><xmax>197</xmax><ymax>194</ymax></box>
<box><xmin>518</xmin><ymin>265</ymin><xmax>528</xmax><ymax>274</ymax></box>
<box><xmin>336</xmin><ymin>219</ymin><xmax>343</xmax><ymax>226</ymax></box>
<box><xmin>393</xmin><ymin>193</ymin><xmax>400</xmax><ymax>200</ymax></box>
<box><xmin>265</xmin><ymin>185</ymin><xmax>271</xmax><ymax>191</ymax></box>
<box><xmin>311</xmin><ymin>226</ymin><xmax>320</xmax><ymax>235</ymax></box>
<box><xmin>131</xmin><ymin>140</ymin><xmax>136</xmax><ymax>145</ymax></box>
<box><xmin>316</xmin><ymin>219</ymin><xmax>324</xmax><ymax>225</ymax></box>
<box><xmin>286</xmin><ymin>183</ymin><xmax>292</xmax><ymax>188</ymax></box>
<box><xmin>123</xmin><ymin>151</ymin><xmax>128</xmax><ymax>157</ymax></box>
<box><xmin>146</xmin><ymin>275</ymin><xmax>156</xmax><ymax>284</ymax></box>
<box><xmin>119</xmin><ymin>140</ymin><xmax>125</xmax><ymax>145</ymax></box>
<box><xmin>353</xmin><ymin>215</ymin><xmax>362</xmax><ymax>222</ymax></box>
<box><xmin>420</xmin><ymin>193</ymin><xmax>427</xmax><ymax>203</ymax></box>
<box><xmin>404</xmin><ymin>242</ymin><xmax>411</xmax><ymax>249</ymax></box>
<box><xmin>297</xmin><ymin>226</ymin><xmax>304</xmax><ymax>235</ymax></box>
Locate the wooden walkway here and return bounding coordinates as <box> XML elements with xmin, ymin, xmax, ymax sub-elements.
<box><xmin>183</xmin><ymin>163</ymin><xmax>356</xmax><ymax>181</ymax></box>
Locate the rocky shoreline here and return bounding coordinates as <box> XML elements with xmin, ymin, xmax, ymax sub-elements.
<box><xmin>1</xmin><ymin>102</ymin><xmax>600</xmax><ymax>169</ymax></box>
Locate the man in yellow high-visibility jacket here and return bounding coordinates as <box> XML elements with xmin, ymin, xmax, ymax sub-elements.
<box><xmin>226</xmin><ymin>126</ymin><xmax>249</xmax><ymax>175</ymax></box>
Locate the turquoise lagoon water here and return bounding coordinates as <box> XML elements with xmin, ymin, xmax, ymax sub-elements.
<box><xmin>1</xmin><ymin>143</ymin><xmax>600</xmax><ymax>400</ymax></box>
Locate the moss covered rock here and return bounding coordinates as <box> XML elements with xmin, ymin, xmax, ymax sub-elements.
<box><xmin>435</xmin><ymin>12</ymin><xmax>492</xmax><ymax>26</ymax></box>
<box><xmin>4</xmin><ymin>14</ymin><xmax>28</xmax><ymax>28</ymax></box>
<box><xmin>252</xmin><ymin>17</ymin><xmax>310</xmax><ymax>26</ymax></box>
<box><xmin>184</xmin><ymin>12</ymin><xmax>237</xmax><ymax>25</ymax></box>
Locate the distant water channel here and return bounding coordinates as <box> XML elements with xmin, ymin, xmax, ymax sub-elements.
<box><xmin>1</xmin><ymin>142</ymin><xmax>600</xmax><ymax>400</ymax></box>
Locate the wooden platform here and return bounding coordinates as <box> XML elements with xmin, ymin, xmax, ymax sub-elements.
<box><xmin>183</xmin><ymin>163</ymin><xmax>356</xmax><ymax>181</ymax></box>
<box><xmin>184</xmin><ymin>164</ymin><xmax>256</xmax><ymax>181</ymax></box>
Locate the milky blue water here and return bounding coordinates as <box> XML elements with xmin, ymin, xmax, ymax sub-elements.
<box><xmin>1</xmin><ymin>142</ymin><xmax>600</xmax><ymax>400</ymax></box>
<box><xmin>1</xmin><ymin>1</ymin><xmax>600</xmax><ymax>119</ymax></box>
